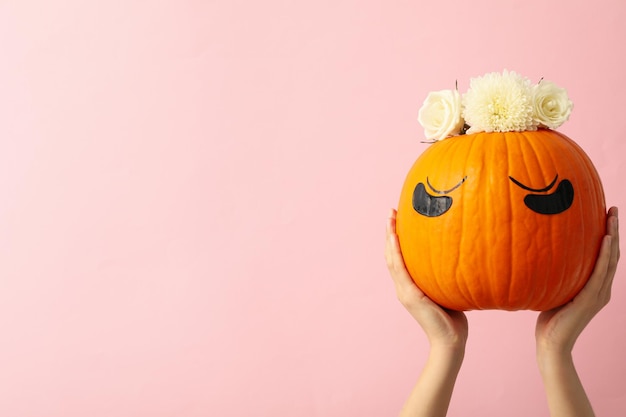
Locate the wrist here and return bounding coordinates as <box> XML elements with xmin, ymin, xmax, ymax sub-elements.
<box><xmin>536</xmin><ymin>347</ymin><xmax>574</xmax><ymax>375</ymax></box>
<box><xmin>429</xmin><ymin>343</ymin><xmax>466</xmax><ymax>369</ymax></box>
<box><xmin>429</xmin><ymin>333</ymin><xmax>468</xmax><ymax>355</ymax></box>
<box><xmin>536</xmin><ymin>338</ymin><xmax>574</xmax><ymax>359</ymax></box>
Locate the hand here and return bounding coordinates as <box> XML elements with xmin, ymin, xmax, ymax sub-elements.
<box><xmin>386</xmin><ymin>209</ymin><xmax>467</xmax><ymax>417</ymax></box>
<box><xmin>385</xmin><ymin>209</ymin><xmax>468</xmax><ymax>350</ymax></box>
<box><xmin>535</xmin><ymin>207</ymin><xmax>619</xmax><ymax>417</ymax></box>
<box><xmin>536</xmin><ymin>206</ymin><xmax>620</xmax><ymax>355</ymax></box>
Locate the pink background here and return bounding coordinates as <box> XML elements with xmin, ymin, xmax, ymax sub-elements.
<box><xmin>1</xmin><ymin>1</ymin><xmax>625</xmax><ymax>416</ymax></box>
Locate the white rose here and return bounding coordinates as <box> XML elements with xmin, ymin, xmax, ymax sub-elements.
<box><xmin>418</xmin><ymin>89</ymin><xmax>464</xmax><ymax>141</ymax></box>
<box><xmin>531</xmin><ymin>81</ymin><xmax>573</xmax><ymax>129</ymax></box>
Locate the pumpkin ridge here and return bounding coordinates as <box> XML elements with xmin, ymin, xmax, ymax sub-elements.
<box><xmin>515</xmin><ymin>131</ymin><xmax>539</xmax><ymax>310</ymax></box>
<box><xmin>504</xmin><ymin>133</ymin><xmax>517</xmax><ymax>309</ymax></box>
<box><xmin>551</xmin><ymin>131</ymin><xmax>603</xmax><ymax>307</ymax></box>
<box><xmin>545</xmin><ymin>131</ymin><xmax>574</xmax><ymax>309</ymax></box>
<box><xmin>457</xmin><ymin>133</ymin><xmax>496</xmax><ymax>310</ymax></box>
<box><xmin>428</xmin><ymin>142</ymin><xmax>452</xmax><ymax>307</ymax></box>
<box><xmin>495</xmin><ymin>132</ymin><xmax>514</xmax><ymax>309</ymax></box>
<box><xmin>413</xmin><ymin>143</ymin><xmax>452</xmax><ymax>308</ymax></box>
<box><xmin>437</xmin><ymin>142</ymin><xmax>459</xmax><ymax>307</ymax></box>
<box><xmin>524</xmin><ymin>131</ymin><xmax>557</xmax><ymax>309</ymax></box>
<box><xmin>452</xmin><ymin>136</ymin><xmax>477</xmax><ymax>309</ymax></box>
<box><xmin>551</xmin><ymin>131</ymin><xmax>584</xmax><ymax>308</ymax></box>
<box><xmin>502</xmin><ymin>132</ymin><xmax>519</xmax><ymax>309</ymax></box>
<box><xmin>575</xmin><ymin>132</ymin><xmax>607</xmax><ymax>281</ymax></box>
<box><xmin>482</xmin><ymin>133</ymin><xmax>498</xmax><ymax>308</ymax></box>
<box><xmin>437</xmin><ymin>138</ymin><xmax>470</xmax><ymax>310</ymax></box>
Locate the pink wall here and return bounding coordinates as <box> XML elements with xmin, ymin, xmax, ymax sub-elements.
<box><xmin>1</xmin><ymin>1</ymin><xmax>625</xmax><ymax>416</ymax></box>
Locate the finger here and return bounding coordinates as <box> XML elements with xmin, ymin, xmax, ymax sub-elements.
<box><xmin>582</xmin><ymin>208</ymin><xmax>618</xmax><ymax>294</ymax></box>
<box><xmin>386</xmin><ymin>208</ymin><xmax>397</xmax><ymax>236</ymax></box>
<box><xmin>387</xmin><ymin>230</ymin><xmax>413</xmax><ymax>282</ymax></box>
<box><xmin>385</xmin><ymin>221</ymin><xmax>423</xmax><ymax>294</ymax></box>
<box><xmin>385</xmin><ymin>209</ymin><xmax>403</xmax><ymax>271</ymax></box>
<box><xmin>384</xmin><ymin>232</ymin><xmax>396</xmax><ymax>269</ymax></box>
<box><xmin>584</xmin><ymin>236</ymin><xmax>613</xmax><ymax>299</ymax></box>
<box><xmin>608</xmin><ymin>207</ymin><xmax>619</xmax><ymax>260</ymax></box>
<box><xmin>384</xmin><ymin>209</ymin><xmax>397</xmax><ymax>264</ymax></box>
<box><xmin>606</xmin><ymin>206</ymin><xmax>618</xmax><ymax>236</ymax></box>
<box><xmin>578</xmin><ymin>234</ymin><xmax>612</xmax><ymax>300</ymax></box>
<box><xmin>602</xmin><ymin>207</ymin><xmax>620</xmax><ymax>293</ymax></box>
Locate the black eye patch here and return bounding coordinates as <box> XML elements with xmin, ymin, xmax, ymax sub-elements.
<box><xmin>412</xmin><ymin>176</ymin><xmax>467</xmax><ymax>217</ymax></box>
<box><xmin>412</xmin><ymin>183</ymin><xmax>452</xmax><ymax>217</ymax></box>
<box><xmin>509</xmin><ymin>175</ymin><xmax>574</xmax><ymax>215</ymax></box>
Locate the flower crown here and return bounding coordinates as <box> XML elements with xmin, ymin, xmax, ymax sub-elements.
<box><xmin>418</xmin><ymin>70</ymin><xmax>573</xmax><ymax>141</ymax></box>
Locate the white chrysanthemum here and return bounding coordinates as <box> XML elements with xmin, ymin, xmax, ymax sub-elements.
<box><xmin>462</xmin><ymin>70</ymin><xmax>537</xmax><ymax>133</ymax></box>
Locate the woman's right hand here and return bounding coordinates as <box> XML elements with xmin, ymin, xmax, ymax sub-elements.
<box><xmin>385</xmin><ymin>209</ymin><xmax>468</xmax><ymax>351</ymax></box>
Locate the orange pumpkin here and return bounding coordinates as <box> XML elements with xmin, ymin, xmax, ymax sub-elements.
<box><xmin>396</xmin><ymin>129</ymin><xmax>606</xmax><ymax>311</ymax></box>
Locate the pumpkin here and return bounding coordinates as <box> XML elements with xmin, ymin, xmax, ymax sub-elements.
<box><xmin>396</xmin><ymin>129</ymin><xmax>606</xmax><ymax>311</ymax></box>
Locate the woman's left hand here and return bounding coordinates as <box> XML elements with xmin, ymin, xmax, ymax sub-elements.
<box><xmin>535</xmin><ymin>206</ymin><xmax>620</xmax><ymax>355</ymax></box>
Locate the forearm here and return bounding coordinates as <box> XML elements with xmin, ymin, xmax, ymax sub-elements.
<box><xmin>399</xmin><ymin>346</ymin><xmax>464</xmax><ymax>417</ymax></box>
<box><xmin>537</xmin><ymin>350</ymin><xmax>595</xmax><ymax>417</ymax></box>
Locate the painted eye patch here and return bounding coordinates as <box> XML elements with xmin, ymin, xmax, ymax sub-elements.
<box><xmin>412</xmin><ymin>176</ymin><xmax>467</xmax><ymax>217</ymax></box>
<box><xmin>509</xmin><ymin>174</ymin><xmax>574</xmax><ymax>215</ymax></box>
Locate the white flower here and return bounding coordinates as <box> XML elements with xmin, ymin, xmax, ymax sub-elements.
<box><xmin>462</xmin><ymin>70</ymin><xmax>537</xmax><ymax>133</ymax></box>
<box><xmin>532</xmin><ymin>80</ymin><xmax>573</xmax><ymax>129</ymax></box>
<box><xmin>418</xmin><ymin>89</ymin><xmax>464</xmax><ymax>141</ymax></box>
